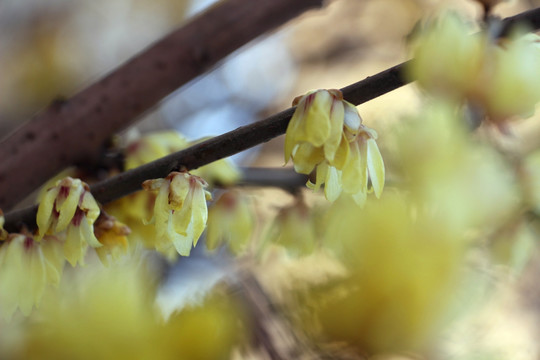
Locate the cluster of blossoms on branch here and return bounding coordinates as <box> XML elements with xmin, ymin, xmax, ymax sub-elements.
<box><xmin>142</xmin><ymin>172</ymin><xmax>212</xmax><ymax>257</ymax></box>
<box><xmin>284</xmin><ymin>89</ymin><xmax>385</xmax><ymax>205</ymax></box>
<box><xmin>0</xmin><ymin>177</ymin><xmax>131</xmax><ymax>318</ymax></box>
<box><xmin>408</xmin><ymin>13</ymin><xmax>540</xmax><ymax>127</ymax></box>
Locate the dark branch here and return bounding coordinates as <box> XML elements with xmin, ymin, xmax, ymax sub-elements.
<box><xmin>0</xmin><ymin>0</ymin><xmax>323</xmax><ymax>211</ymax></box>
<box><xmin>4</xmin><ymin>7</ymin><xmax>540</xmax><ymax>232</ymax></box>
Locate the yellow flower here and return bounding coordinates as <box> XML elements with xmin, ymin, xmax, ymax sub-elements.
<box><xmin>285</xmin><ymin>89</ymin><xmax>348</xmax><ymax>171</ymax></box>
<box><xmin>268</xmin><ymin>198</ymin><xmax>318</xmax><ymax>256</ymax></box>
<box><xmin>408</xmin><ymin>13</ymin><xmax>540</xmax><ymax>125</ymax></box>
<box><xmin>407</xmin><ymin>13</ymin><xmax>485</xmax><ymax>99</ymax></box>
<box><xmin>19</xmin><ymin>259</ymin><xmax>247</xmax><ymax>360</ymax></box>
<box><xmin>206</xmin><ymin>191</ymin><xmax>254</xmax><ymax>255</ymax></box>
<box><xmin>124</xmin><ymin>131</ymin><xmax>189</xmax><ymax>170</ymax></box>
<box><xmin>94</xmin><ymin>214</ymin><xmax>130</xmax><ymax>266</ymax></box>
<box><xmin>143</xmin><ymin>172</ymin><xmax>212</xmax><ymax>256</ymax></box>
<box><xmin>107</xmin><ymin>131</ymin><xmax>239</xmax><ymax>258</ymax></box>
<box><xmin>0</xmin><ymin>234</ymin><xmax>64</xmax><ymax>319</ymax></box>
<box><xmin>285</xmin><ymin>89</ymin><xmax>385</xmax><ymax>204</ymax></box>
<box><xmin>125</xmin><ymin>131</ymin><xmax>239</xmax><ymax>186</ymax></box>
<box><xmin>308</xmin><ymin>124</ymin><xmax>385</xmax><ymax>205</ymax></box>
<box><xmin>36</xmin><ymin>177</ymin><xmax>102</xmax><ymax>266</ymax></box>
<box><xmin>481</xmin><ymin>33</ymin><xmax>540</xmax><ymax>121</ymax></box>
<box><xmin>302</xmin><ymin>194</ymin><xmax>466</xmax><ymax>355</ymax></box>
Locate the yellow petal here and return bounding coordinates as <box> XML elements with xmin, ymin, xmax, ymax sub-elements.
<box><xmin>324</xmin><ymin>100</ymin><xmax>345</xmax><ymax>162</ymax></box>
<box><xmin>302</xmin><ymin>91</ymin><xmax>332</xmax><ymax>146</ymax></box>
<box><xmin>170</xmin><ymin>221</ymin><xmax>193</xmax><ymax>256</ymax></box>
<box><xmin>42</xmin><ymin>237</ymin><xmax>65</xmax><ymax>285</ymax></box>
<box><xmin>64</xmin><ymin>225</ymin><xmax>87</xmax><ymax>267</ymax></box>
<box><xmin>169</xmin><ymin>173</ymin><xmax>190</xmax><ymax>209</ymax></box>
<box><xmin>56</xmin><ymin>183</ymin><xmax>83</xmax><ymax>232</ymax></box>
<box><xmin>343</xmin><ymin>102</ymin><xmax>362</xmax><ymax>137</ymax></box>
<box><xmin>307</xmin><ymin>162</ymin><xmax>328</xmax><ymax>191</ymax></box>
<box><xmin>292</xmin><ymin>143</ymin><xmax>324</xmax><ymax>174</ymax></box>
<box><xmin>172</xmin><ymin>190</ymin><xmax>193</xmax><ymax>236</ymax></box>
<box><xmin>151</xmin><ymin>182</ymin><xmax>171</xmax><ymax>226</ymax></box>
<box><xmin>358</xmin><ymin>139</ymin><xmax>369</xmax><ymax>196</ymax></box>
<box><xmin>80</xmin><ymin>192</ymin><xmax>100</xmax><ymax>223</ymax></box>
<box><xmin>331</xmin><ymin>134</ymin><xmax>350</xmax><ymax>170</ymax></box>
<box><xmin>284</xmin><ymin>100</ymin><xmax>307</xmax><ymax>163</ymax></box>
<box><xmin>36</xmin><ymin>187</ymin><xmax>60</xmax><ymax>239</ymax></box>
<box><xmin>80</xmin><ymin>216</ymin><xmax>102</xmax><ymax>248</ymax></box>
<box><xmin>341</xmin><ymin>141</ymin><xmax>364</xmax><ymax>194</ymax></box>
<box><xmin>324</xmin><ymin>166</ymin><xmax>342</xmax><ymax>202</ymax></box>
<box><xmin>366</xmin><ymin>138</ymin><xmax>385</xmax><ymax>198</ymax></box>
<box><xmin>190</xmin><ymin>186</ymin><xmax>209</xmax><ymax>246</ymax></box>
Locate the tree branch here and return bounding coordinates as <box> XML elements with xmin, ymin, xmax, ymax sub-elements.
<box><xmin>0</xmin><ymin>0</ymin><xmax>323</xmax><ymax>211</ymax></box>
<box><xmin>4</xmin><ymin>7</ymin><xmax>540</xmax><ymax>232</ymax></box>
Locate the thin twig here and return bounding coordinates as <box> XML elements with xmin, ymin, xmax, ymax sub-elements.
<box><xmin>4</xmin><ymin>7</ymin><xmax>540</xmax><ymax>232</ymax></box>
<box><xmin>0</xmin><ymin>0</ymin><xmax>323</xmax><ymax>211</ymax></box>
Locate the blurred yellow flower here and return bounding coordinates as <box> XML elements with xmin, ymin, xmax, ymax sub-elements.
<box><xmin>143</xmin><ymin>171</ymin><xmax>212</xmax><ymax>256</ymax></box>
<box><xmin>125</xmin><ymin>131</ymin><xmax>239</xmax><ymax>186</ymax></box>
<box><xmin>19</xmin><ymin>260</ymin><xmax>247</xmax><ymax>360</ymax></box>
<box><xmin>408</xmin><ymin>13</ymin><xmax>485</xmax><ymax>99</ymax></box>
<box><xmin>206</xmin><ymin>191</ymin><xmax>254</xmax><ymax>255</ymax></box>
<box><xmin>480</xmin><ymin>33</ymin><xmax>540</xmax><ymax>121</ymax></box>
<box><xmin>393</xmin><ymin>100</ymin><xmax>518</xmax><ymax>232</ymax></box>
<box><xmin>303</xmin><ymin>194</ymin><xmax>466</xmax><ymax>355</ymax></box>
<box><xmin>0</xmin><ymin>234</ymin><xmax>64</xmax><ymax>319</ymax></box>
<box><xmin>267</xmin><ymin>198</ymin><xmax>318</xmax><ymax>256</ymax></box>
<box><xmin>285</xmin><ymin>89</ymin><xmax>385</xmax><ymax>204</ymax></box>
<box><xmin>124</xmin><ymin>131</ymin><xmax>189</xmax><ymax>171</ymax></box>
<box><xmin>408</xmin><ymin>13</ymin><xmax>540</xmax><ymax>125</ymax></box>
<box><xmin>36</xmin><ymin>177</ymin><xmax>102</xmax><ymax>266</ymax></box>
<box><xmin>93</xmin><ymin>213</ymin><xmax>130</xmax><ymax>266</ymax></box>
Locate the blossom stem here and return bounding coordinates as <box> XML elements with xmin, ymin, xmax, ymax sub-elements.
<box><xmin>4</xmin><ymin>7</ymin><xmax>540</xmax><ymax>232</ymax></box>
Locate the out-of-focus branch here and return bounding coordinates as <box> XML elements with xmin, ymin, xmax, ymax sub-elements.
<box><xmin>4</xmin><ymin>7</ymin><xmax>540</xmax><ymax>232</ymax></box>
<box><xmin>0</xmin><ymin>0</ymin><xmax>323</xmax><ymax>211</ymax></box>
<box><xmin>237</xmin><ymin>167</ymin><xmax>309</xmax><ymax>192</ymax></box>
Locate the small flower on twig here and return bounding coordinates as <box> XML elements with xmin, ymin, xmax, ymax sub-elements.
<box><xmin>267</xmin><ymin>197</ymin><xmax>318</xmax><ymax>257</ymax></box>
<box><xmin>36</xmin><ymin>177</ymin><xmax>102</xmax><ymax>266</ymax></box>
<box><xmin>206</xmin><ymin>190</ymin><xmax>254</xmax><ymax>255</ymax></box>
<box><xmin>285</xmin><ymin>89</ymin><xmax>385</xmax><ymax>205</ymax></box>
<box><xmin>94</xmin><ymin>213</ymin><xmax>130</xmax><ymax>266</ymax></box>
<box><xmin>143</xmin><ymin>171</ymin><xmax>212</xmax><ymax>256</ymax></box>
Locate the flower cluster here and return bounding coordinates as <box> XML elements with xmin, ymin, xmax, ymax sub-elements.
<box><xmin>408</xmin><ymin>13</ymin><xmax>540</xmax><ymax>124</ymax></box>
<box><xmin>285</xmin><ymin>89</ymin><xmax>385</xmax><ymax>205</ymax></box>
<box><xmin>108</xmin><ymin>131</ymin><xmax>239</xmax><ymax>258</ymax></box>
<box><xmin>125</xmin><ymin>131</ymin><xmax>239</xmax><ymax>186</ymax></box>
<box><xmin>37</xmin><ymin>177</ymin><xmax>102</xmax><ymax>266</ymax></box>
<box><xmin>301</xmin><ymin>194</ymin><xmax>467</xmax><ymax>354</ymax></box>
<box><xmin>0</xmin><ymin>233</ymin><xmax>64</xmax><ymax>319</ymax></box>
<box><xmin>143</xmin><ymin>171</ymin><xmax>212</xmax><ymax>257</ymax></box>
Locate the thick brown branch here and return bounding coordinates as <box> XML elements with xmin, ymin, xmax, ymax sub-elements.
<box><xmin>4</xmin><ymin>7</ymin><xmax>540</xmax><ymax>232</ymax></box>
<box><xmin>0</xmin><ymin>0</ymin><xmax>323</xmax><ymax>211</ymax></box>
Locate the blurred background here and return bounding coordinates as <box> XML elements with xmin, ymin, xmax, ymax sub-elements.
<box><xmin>2</xmin><ymin>0</ymin><xmax>540</xmax><ymax>359</ymax></box>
